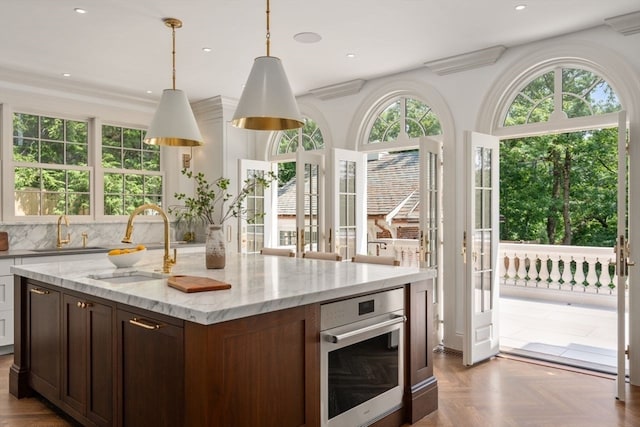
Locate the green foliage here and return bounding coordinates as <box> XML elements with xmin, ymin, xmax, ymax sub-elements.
<box><xmin>278</xmin><ymin>162</ymin><xmax>296</xmax><ymax>186</ymax></box>
<box><xmin>171</xmin><ymin>169</ymin><xmax>277</xmax><ymax>225</ymax></box>
<box><xmin>101</xmin><ymin>124</ymin><xmax>161</xmax><ymax>215</ymax></box>
<box><xmin>500</xmin><ymin>129</ymin><xmax>618</xmax><ymax>247</ymax></box>
<box><xmin>504</xmin><ymin>68</ymin><xmax>620</xmax><ymax>127</ymax></box>
<box><xmin>276</xmin><ymin>117</ymin><xmax>325</xmax><ymax>155</ymax></box>
<box><xmin>368</xmin><ymin>97</ymin><xmax>441</xmax><ymax>144</ymax></box>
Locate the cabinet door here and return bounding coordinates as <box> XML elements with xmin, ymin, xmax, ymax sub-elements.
<box><xmin>185</xmin><ymin>305</ymin><xmax>320</xmax><ymax>427</ymax></box>
<box><xmin>0</xmin><ymin>275</ymin><xmax>14</xmax><ymax>347</ymax></box>
<box><xmin>27</xmin><ymin>282</ymin><xmax>61</xmax><ymax>402</ymax></box>
<box><xmin>86</xmin><ymin>300</ymin><xmax>114</xmax><ymax>427</ymax></box>
<box><xmin>62</xmin><ymin>294</ymin><xmax>113</xmax><ymax>427</ymax></box>
<box><xmin>62</xmin><ymin>294</ymin><xmax>87</xmax><ymax>415</ymax></box>
<box><xmin>117</xmin><ymin>309</ymin><xmax>184</xmax><ymax>427</ymax></box>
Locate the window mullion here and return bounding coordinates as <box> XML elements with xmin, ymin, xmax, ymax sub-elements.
<box><xmin>92</xmin><ymin>117</ymin><xmax>104</xmax><ymax>220</ymax></box>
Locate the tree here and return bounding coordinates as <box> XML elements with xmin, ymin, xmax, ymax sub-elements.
<box><xmin>500</xmin><ymin>129</ymin><xmax>618</xmax><ymax>247</ymax></box>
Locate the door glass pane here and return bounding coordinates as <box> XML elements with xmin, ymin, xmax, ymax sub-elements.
<box><xmin>483</xmin><ymin>189</ymin><xmax>492</xmax><ymax>228</ymax></box>
<box><xmin>473</xmin><ymin>143</ymin><xmax>494</xmax><ymax>314</ymax></box>
<box><xmin>245</xmin><ymin>169</ymin><xmax>266</xmax><ymax>253</ymax></box>
<box><xmin>474</xmin><ymin>272</ymin><xmax>483</xmax><ymax>313</ymax></box>
<box><xmin>338</xmin><ymin>159</ymin><xmax>357</xmax><ymax>260</ymax></box>
<box><xmin>305</xmin><ymin>162</ymin><xmax>320</xmax><ymax>251</ymax></box>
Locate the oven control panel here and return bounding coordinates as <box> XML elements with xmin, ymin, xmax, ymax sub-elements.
<box><xmin>320</xmin><ymin>287</ymin><xmax>404</xmax><ymax>330</ymax></box>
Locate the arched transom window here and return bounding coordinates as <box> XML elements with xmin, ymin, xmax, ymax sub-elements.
<box><xmin>504</xmin><ymin>67</ymin><xmax>621</xmax><ymax>126</ymax></box>
<box><xmin>367</xmin><ymin>97</ymin><xmax>441</xmax><ymax>144</ymax></box>
<box><xmin>276</xmin><ymin>117</ymin><xmax>324</xmax><ymax>155</ymax></box>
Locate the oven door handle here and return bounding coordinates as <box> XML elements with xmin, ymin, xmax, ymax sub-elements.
<box><xmin>327</xmin><ymin>314</ymin><xmax>406</xmax><ymax>344</ymax></box>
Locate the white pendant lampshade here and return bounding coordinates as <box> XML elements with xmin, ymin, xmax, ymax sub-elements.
<box><xmin>231</xmin><ymin>56</ymin><xmax>303</xmax><ymax>131</ymax></box>
<box><xmin>145</xmin><ymin>89</ymin><xmax>203</xmax><ymax>146</ymax></box>
<box><xmin>231</xmin><ymin>0</ymin><xmax>303</xmax><ymax>131</ymax></box>
<box><xmin>144</xmin><ymin>18</ymin><xmax>204</xmax><ymax>147</ymax></box>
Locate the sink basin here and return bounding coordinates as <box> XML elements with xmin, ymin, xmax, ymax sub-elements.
<box><xmin>31</xmin><ymin>246</ymin><xmax>108</xmax><ymax>253</ymax></box>
<box><xmin>87</xmin><ymin>270</ymin><xmax>165</xmax><ymax>284</ymax></box>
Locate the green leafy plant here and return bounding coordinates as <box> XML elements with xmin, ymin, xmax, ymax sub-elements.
<box><xmin>170</xmin><ymin>168</ymin><xmax>276</xmax><ymax>226</ymax></box>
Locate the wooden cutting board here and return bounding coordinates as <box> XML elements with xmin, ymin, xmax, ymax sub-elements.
<box><xmin>167</xmin><ymin>275</ymin><xmax>231</xmax><ymax>293</ymax></box>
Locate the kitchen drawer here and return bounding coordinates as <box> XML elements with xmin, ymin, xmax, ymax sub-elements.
<box><xmin>0</xmin><ymin>309</ymin><xmax>14</xmax><ymax>347</ymax></box>
<box><xmin>0</xmin><ymin>258</ymin><xmax>14</xmax><ymax>276</ymax></box>
<box><xmin>0</xmin><ymin>275</ymin><xmax>13</xmax><ymax>311</ymax></box>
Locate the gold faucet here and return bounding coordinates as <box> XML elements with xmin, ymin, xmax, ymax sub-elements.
<box><xmin>122</xmin><ymin>204</ymin><xmax>176</xmax><ymax>274</ymax></box>
<box><xmin>56</xmin><ymin>215</ymin><xmax>70</xmax><ymax>248</ymax></box>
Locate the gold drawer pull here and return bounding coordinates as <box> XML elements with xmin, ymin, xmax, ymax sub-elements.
<box><xmin>76</xmin><ymin>301</ymin><xmax>93</xmax><ymax>309</ymax></box>
<box><xmin>29</xmin><ymin>288</ymin><xmax>50</xmax><ymax>295</ymax></box>
<box><xmin>129</xmin><ymin>317</ymin><xmax>163</xmax><ymax>330</ymax></box>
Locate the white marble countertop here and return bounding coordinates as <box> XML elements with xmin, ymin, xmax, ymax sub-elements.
<box><xmin>11</xmin><ymin>250</ymin><xmax>435</xmax><ymax>325</ymax></box>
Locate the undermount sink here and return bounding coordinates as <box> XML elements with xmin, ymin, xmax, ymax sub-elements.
<box><xmin>31</xmin><ymin>246</ymin><xmax>108</xmax><ymax>253</ymax></box>
<box><xmin>87</xmin><ymin>270</ymin><xmax>166</xmax><ymax>284</ymax></box>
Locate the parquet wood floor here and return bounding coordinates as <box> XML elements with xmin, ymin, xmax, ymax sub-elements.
<box><xmin>1</xmin><ymin>352</ymin><xmax>639</xmax><ymax>426</ymax></box>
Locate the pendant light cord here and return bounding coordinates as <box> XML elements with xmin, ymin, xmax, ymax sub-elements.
<box><xmin>265</xmin><ymin>0</ymin><xmax>271</xmax><ymax>57</ymax></box>
<box><xmin>171</xmin><ymin>22</ymin><xmax>177</xmax><ymax>90</ymax></box>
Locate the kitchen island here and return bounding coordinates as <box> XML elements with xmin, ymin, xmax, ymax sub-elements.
<box><xmin>9</xmin><ymin>251</ymin><xmax>438</xmax><ymax>427</ymax></box>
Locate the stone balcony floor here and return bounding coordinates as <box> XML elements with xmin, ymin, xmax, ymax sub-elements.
<box><xmin>499</xmin><ymin>295</ymin><xmax>627</xmax><ymax>374</ymax></box>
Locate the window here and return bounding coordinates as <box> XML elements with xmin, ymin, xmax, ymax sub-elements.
<box><xmin>275</xmin><ymin>117</ymin><xmax>325</xmax><ymax>155</ymax></box>
<box><xmin>279</xmin><ymin>231</ymin><xmax>296</xmax><ymax>246</ymax></box>
<box><xmin>13</xmin><ymin>113</ymin><xmax>90</xmax><ymax>216</ymax></box>
<box><xmin>504</xmin><ymin>67</ymin><xmax>621</xmax><ymax>126</ymax></box>
<box><xmin>102</xmin><ymin>125</ymin><xmax>163</xmax><ymax>215</ymax></box>
<box><xmin>368</xmin><ymin>97</ymin><xmax>441</xmax><ymax>144</ymax></box>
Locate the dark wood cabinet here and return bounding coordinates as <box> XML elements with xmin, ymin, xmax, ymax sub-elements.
<box><xmin>184</xmin><ymin>304</ymin><xmax>320</xmax><ymax>427</ymax></box>
<box><xmin>27</xmin><ymin>282</ymin><xmax>61</xmax><ymax>403</ymax></box>
<box><xmin>405</xmin><ymin>278</ymin><xmax>439</xmax><ymax>423</ymax></box>
<box><xmin>62</xmin><ymin>294</ymin><xmax>113</xmax><ymax>427</ymax></box>
<box><xmin>116</xmin><ymin>307</ymin><xmax>184</xmax><ymax>427</ymax></box>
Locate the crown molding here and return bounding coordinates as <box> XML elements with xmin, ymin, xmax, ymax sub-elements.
<box><xmin>191</xmin><ymin>95</ymin><xmax>238</xmax><ymax>124</ymax></box>
<box><xmin>308</xmin><ymin>79</ymin><xmax>366</xmax><ymax>100</ymax></box>
<box><xmin>424</xmin><ymin>45</ymin><xmax>507</xmax><ymax>76</ymax></box>
<box><xmin>0</xmin><ymin>65</ymin><xmax>155</xmax><ymax>111</ymax></box>
<box><xmin>604</xmin><ymin>10</ymin><xmax>640</xmax><ymax>36</ymax></box>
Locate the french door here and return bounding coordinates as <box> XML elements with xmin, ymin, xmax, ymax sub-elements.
<box><xmin>328</xmin><ymin>149</ymin><xmax>366</xmax><ymax>259</ymax></box>
<box><xmin>296</xmin><ymin>150</ymin><xmax>325</xmax><ymax>255</ymax></box>
<box><xmin>420</xmin><ymin>137</ymin><xmax>443</xmax><ymax>344</ymax></box>
<box><xmin>238</xmin><ymin>159</ymin><xmax>277</xmax><ymax>254</ymax></box>
<box><xmin>463</xmin><ymin>132</ymin><xmax>500</xmax><ymax>366</ymax></box>
<box><xmin>616</xmin><ymin>111</ymin><xmax>631</xmax><ymax>401</ymax></box>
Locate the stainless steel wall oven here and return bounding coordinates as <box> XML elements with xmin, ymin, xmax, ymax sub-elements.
<box><xmin>320</xmin><ymin>288</ymin><xmax>405</xmax><ymax>427</ymax></box>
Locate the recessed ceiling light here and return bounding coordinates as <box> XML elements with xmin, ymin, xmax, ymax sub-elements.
<box><xmin>346</xmin><ymin>53</ymin><xmax>356</xmax><ymax>59</ymax></box>
<box><xmin>293</xmin><ymin>32</ymin><xmax>322</xmax><ymax>44</ymax></box>
<box><xmin>74</xmin><ymin>8</ymin><xmax>87</xmax><ymax>14</ymax></box>
<box><xmin>62</xmin><ymin>73</ymin><xmax>71</xmax><ymax>77</ymax></box>
<box><xmin>146</xmin><ymin>90</ymin><xmax>153</xmax><ymax>94</ymax></box>
<box><xmin>515</xmin><ymin>4</ymin><xmax>527</xmax><ymax>11</ymax></box>
<box><xmin>202</xmin><ymin>47</ymin><xmax>212</xmax><ymax>53</ymax></box>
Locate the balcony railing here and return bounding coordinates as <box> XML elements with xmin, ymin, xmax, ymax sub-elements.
<box><xmin>368</xmin><ymin>239</ymin><xmax>421</xmax><ymax>268</ymax></box>
<box><xmin>365</xmin><ymin>240</ymin><xmax>621</xmax><ymax>304</ymax></box>
<box><xmin>500</xmin><ymin>242</ymin><xmax>619</xmax><ymax>297</ymax></box>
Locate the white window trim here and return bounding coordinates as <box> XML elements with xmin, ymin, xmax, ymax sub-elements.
<box><xmin>0</xmin><ymin>105</ymin><xmax>164</xmax><ymax>223</ymax></box>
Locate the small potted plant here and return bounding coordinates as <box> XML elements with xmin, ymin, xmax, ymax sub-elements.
<box><xmin>170</xmin><ymin>168</ymin><xmax>276</xmax><ymax>268</ymax></box>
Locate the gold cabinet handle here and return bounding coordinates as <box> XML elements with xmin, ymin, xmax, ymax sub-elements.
<box><xmin>129</xmin><ymin>317</ymin><xmax>163</xmax><ymax>330</ymax></box>
<box><xmin>76</xmin><ymin>301</ymin><xmax>93</xmax><ymax>309</ymax></box>
<box><xmin>29</xmin><ymin>288</ymin><xmax>50</xmax><ymax>295</ymax></box>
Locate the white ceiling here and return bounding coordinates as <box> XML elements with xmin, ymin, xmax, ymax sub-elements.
<box><xmin>1</xmin><ymin>0</ymin><xmax>638</xmax><ymax>103</ymax></box>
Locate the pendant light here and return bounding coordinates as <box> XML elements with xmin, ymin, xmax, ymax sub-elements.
<box><xmin>231</xmin><ymin>0</ymin><xmax>303</xmax><ymax>131</ymax></box>
<box><xmin>144</xmin><ymin>18</ymin><xmax>204</xmax><ymax>147</ymax></box>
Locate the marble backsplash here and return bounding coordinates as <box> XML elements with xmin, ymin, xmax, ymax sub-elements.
<box><xmin>0</xmin><ymin>221</ymin><xmax>188</xmax><ymax>250</ymax></box>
